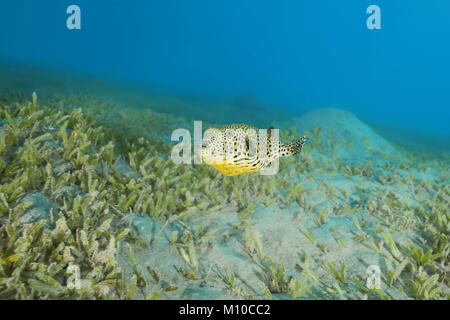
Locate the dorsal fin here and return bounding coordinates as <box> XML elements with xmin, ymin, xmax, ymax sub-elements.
<box><xmin>267</xmin><ymin>126</ymin><xmax>274</xmax><ymax>138</ymax></box>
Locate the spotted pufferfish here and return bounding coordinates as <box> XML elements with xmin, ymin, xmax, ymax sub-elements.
<box><xmin>201</xmin><ymin>123</ymin><xmax>307</xmax><ymax>176</ymax></box>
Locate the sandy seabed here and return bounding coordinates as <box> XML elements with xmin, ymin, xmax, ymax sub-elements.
<box><xmin>0</xmin><ymin>89</ymin><xmax>448</xmax><ymax>300</ymax></box>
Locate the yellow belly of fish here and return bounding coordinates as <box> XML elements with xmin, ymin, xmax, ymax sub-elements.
<box><xmin>208</xmin><ymin>162</ymin><xmax>263</xmax><ymax>176</ymax></box>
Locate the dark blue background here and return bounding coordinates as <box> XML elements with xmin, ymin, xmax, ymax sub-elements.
<box><xmin>1</xmin><ymin>0</ymin><xmax>449</xmax><ymax>137</ymax></box>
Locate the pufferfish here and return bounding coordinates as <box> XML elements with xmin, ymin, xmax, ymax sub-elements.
<box><xmin>201</xmin><ymin>123</ymin><xmax>307</xmax><ymax>176</ymax></box>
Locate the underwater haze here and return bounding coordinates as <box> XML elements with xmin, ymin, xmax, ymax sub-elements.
<box><xmin>0</xmin><ymin>1</ymin><xmax>449</xmax><ymax>301</ymax></box>
<box><xmin>1</xmin><ymin>0</ymin><xmax>450</xmax><ymax>140</ymax></box>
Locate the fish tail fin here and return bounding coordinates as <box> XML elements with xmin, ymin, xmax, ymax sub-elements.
<box><xmin>285</xmin><ymin>135</ymin><xmax>307</xmax><ymax>156</ymax></box>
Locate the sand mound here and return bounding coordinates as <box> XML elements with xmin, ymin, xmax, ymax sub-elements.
<box><xmin>285</xmin><ymin>108</ymin><xmax>399</xmax><ymax>164</ymax></box>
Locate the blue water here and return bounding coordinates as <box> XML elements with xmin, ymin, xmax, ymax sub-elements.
<box><xmin>1</xmin><ymin>0</ymin><xmax>449</xmax><ymax>138</ymax></box>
